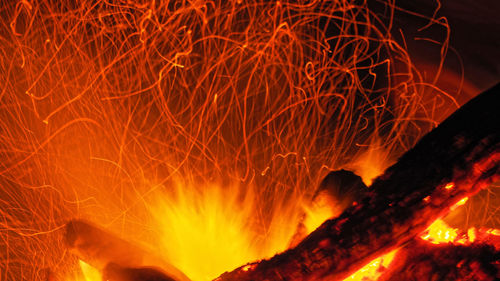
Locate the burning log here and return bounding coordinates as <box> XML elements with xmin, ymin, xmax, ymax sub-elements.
<box><xmin>215</xmin><ymin>83</ymin><xmax>500</xmax><ymax>280</ymax></box>
<box><xmin>379</xmin><ymin>239</ymin><xmax>500</xmax><ymax>281</ymax></box>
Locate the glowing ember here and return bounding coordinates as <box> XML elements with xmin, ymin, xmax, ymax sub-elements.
<box><xmin>302</xmin><ymin>193</ymin><xmax>344</xmax><ymax>235</ymax></box>
<box><xmin>419</xmin><ymin>218</ymin><xmax>495</xmax><ymax>246</ymax></box>
<box><xmin>421</xmin><ymin>219</ymin><xmax>459</xmax><ymax>244</ymax></box>
<box><xmin>486</xmin><ymin>229</ymin><xmax>500</xmax><ymax>236</ymax></box>
<box><xmin>467</xmin><ymin>228</ymin><xmax>477</xmax><ymax>243</ymax></box>
<box><xmin>346</xmin><ymin>199</ymin><xmax>500</xmax><ymax>281</ymax></box>
<box><xmin>450</xmin><ymin>197</ymin><xmax>469</xmax><ymax>211</ymax></box>
<box><xmin>149</xmin><ymin>183</ymin><xmax>302</xmax><ymax>281</ymax></box>
<box><xmin>344</xmin><ymin>250</ymin><xmax>398</xmax><ymax>281</ymax></box>
<box><xmin>444</xmin><ymin>183</ymin><xmax>455</xmax><ymax>190</ymax></box>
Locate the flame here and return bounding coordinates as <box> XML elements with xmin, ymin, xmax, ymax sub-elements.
<box><xmin>345</xmin><ymin>198</ymin><xmax>479</xmax><ymax>281</ymax></box>
<box><xmin>467</xmin><ymin>228</ymin><xmax>477</xmax><ymax>243</ymax></box>
<box><xmin>347</xmin><ymin>139</ymin><xmax>393</xmax><ymax>186</ymax></box>
<box><xmin>78</xmin><ymin>260</ymin><xmax>101</xmax><ymax>281</ymax></box>
<box><xmin>450</xmin><ymin>197</ymin><xmax>468</xmax><ymax>211</ymax></box>
<box><xmin>344</xmin><ymin>250</ymin><xmax>398</xmax><ymax>281</ymax></box>
<box><xmin>302</xmin><ymin>192</ymin><xmax>345</xmax><ymax>234</ymax></box>
<box><xmin>486</xmin><ymin>229</ymin><xmax>500</xmax><ymax>236</ymax></box>
<box><xmin>420</xmin><ymin>219</ymin><xmax>459</xmax><ymax>244</ymax></box>
<box><xmin>345</xmin><ymin>217</ymin><xmax>500</xmax><ymax>281</ymax></box>
<box><xmin>420</xmin><ymin>218</ymin><xmax>485</xmax><ymax>245</ymax></box>
<box><xmin>149</xmin><ymin>182</ymin><xmax>302</xmax><ymax>281</ymax></box>
<box><xmin>0</xmin><ymin>0</ymin><xmax>468</xmax><ymax>280</ymax></box>
<box><xmin>444</xmin><ymin>183</ymin><xmax>455</xmax><ymax>190</ymax></box>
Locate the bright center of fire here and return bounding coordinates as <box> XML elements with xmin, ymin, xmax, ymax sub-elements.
<box><xmin>0</xmin><ymin>1</ymin><xmax>498</xmax><ymax>281</ymax></box>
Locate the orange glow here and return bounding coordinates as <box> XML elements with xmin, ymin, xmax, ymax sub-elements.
<box><xmin>419</xmin><ymin>218</ymin><xmax>486</xmax><ymax>245</ymax></box>
<box><xmin>486</xmin><ymin>229</ymin><xmax>500</xmax><ymax>236</ymax></box>
<box><xmin>420</xmin><ymin>219</ymin><xmax>459</xmax><ymax>244</ymax></box>
<box><xmin>467</xmin><ymin>228</ymin><xmax>477</xmax><ymax>243</ymax></box>
<box><xmin>344</xmin><ymin>250</ymin><xmax>398</xmax><ymax>281</ymax></box>
<box><xmin>450</xmin><ymin>197</ymin><xmax>469</xmax><ymax>211</ymax></box>
<box><xmin>343</xmin><ymin>205</ymin><xmax>498</xmax><ymax>281</ymax></box>
<box><xmin>241</xmin><ymin>264</ymin><xmax>256</xmax><ymax>272</ymax></box>
<box><xmin>0</xmin><ymin>0</ymin><xmax>464</xmax><ymax>280</ymax></box>
<box><xmin>302</xmin><ymin>192</ymin><xmax>344</xmax><ymax>234</ymax></box>
<box><xmin>444</xmin><ymin>183</ymin><xmax>455</xmax><ymax>190</ymax></box>
<box><xmin>347</xmin><ymin>139</ymin><xmax>393</xmax><ymax>186</ymax></box>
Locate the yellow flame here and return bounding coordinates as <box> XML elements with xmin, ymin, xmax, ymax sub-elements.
<box><xmin>149</xmin><ymin>182</ymin><xmax>302</xmax><ymax>281</ymax></box>
<box><xmin>444</xmin><ymin>183</ymin><xmax>455</xmax><ymax>190</ymax></box>
<box><xmin>420</xmin><ymin>219</ymin><xmax>459</xmax><ymax>244</ymax></box>
<box><xmin>302</xmin><ymin>194</ymin><xmax>344</xmax><ymax>234</ymax></box>
<box><xmin>450</xmin><ymin>197</ymin><xmax>468</xmax><ymax>211</ymax></box>
<box><xmin>467</xmin><ymin>228</ymin><xmax>477</xmax><ymax>243</ymax></box>
<box><xmin>78</xmin><ymin>260</ymin><xmax>101</xmax><ymax>281</ymax></box>
<box><xmin>347</xmin><ymin>140</ymin><xmax>392</xmax><ymax>186</ymax></box>
<box><xmin>344</xmin><ymin>250</ymin><xmax>398</xmax><ymax>281</ymax></box>
<box><xmin>486</xmin><ymin>229</ymin><xmax>500</xmax><ymax>236</ymax></box>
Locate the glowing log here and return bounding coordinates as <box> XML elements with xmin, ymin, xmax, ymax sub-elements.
<box><xmin>379</xmin><ymin>239</ymin><xmax>500</xmax><ymax>281</ymax></box>
<box><xmin>65</xmin><ymin>220</ymin><xmax>190</xmax><ymax>281</ymax></box>
<box><xmin>216</xmin><ymin>83</ymin><xmax>500</xmax><ymax>281</ymax></box>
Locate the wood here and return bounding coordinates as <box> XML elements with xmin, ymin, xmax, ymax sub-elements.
<box><xmin>215</xmin><ymin>83</ymin><xmax>500</xmax><ymax>280</ymax></box>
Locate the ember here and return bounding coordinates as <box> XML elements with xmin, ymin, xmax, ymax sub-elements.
<box><xmin>0</xmin><ymin>0</ymin><xmax>498</xmax><ymax>281</ymax></box>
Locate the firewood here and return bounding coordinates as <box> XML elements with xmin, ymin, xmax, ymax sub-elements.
<box><xmin>379</xmin><ymin>239</ymin><xmax>500</xmax><ymax>281</ymax></box>
<box><xmin>215</xmin><ymin>83</ymin><xmax>500</xmax><ymax>280</ymax></box>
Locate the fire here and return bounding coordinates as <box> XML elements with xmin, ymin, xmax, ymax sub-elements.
<box><xmin>450</xmin><ymin>197</ymin><xmax>468</xmax><ymax>211</ymax></box>
<box><xmin>344</xmin><ymin>196</ymin><xmax>491</xmax><ymax>281</ymax></box>
<box><xmin>343</xmin><ymin>250</ymin><xmax>397</xmax><ymax>281</ymax></box>
<box><xmin>72</xmin><ymin>181</ymin><xmax>303</xmax><ymax>281</ymax></box>
<box><xmin>420</xmin><ymin>219</ymin><xmax>459</xmax><ymax>244</ymax></box>
<box><xmin>0</xmin><ymin>0</ymin><xmax>480</xmax><ymax>280</ymax></box>
<box><xmin>149</xmin><ymin>182</ymin><xmax>302</xmax><ymax>281</ymax></box>
<box><xmin>419</xmin><ymin>217</ymin><xmax>497</xmax><ymax>246</ymax></box>
<box><xmin>444</xmin><ymin>182</ymin><xmax>455</xmax><ymax>190</ymax></box>
<box><xmin>78</xmin><ymin>260</ymin><xmax>101</xmax><ymax>281</ymax></box>
<box><xmin>302</xmin><ymin>192</ymin><xmax>345</xmax><ymax>234</ymax></box>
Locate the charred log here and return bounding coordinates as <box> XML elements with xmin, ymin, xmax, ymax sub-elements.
<box><xmin>216</xmin><ymin>83</ymin><xmax>500</xmax><ymax>280</ymax></box>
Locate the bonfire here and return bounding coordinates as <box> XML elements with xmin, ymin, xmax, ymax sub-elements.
<box><xmin>0</xmin><ymin>1</ymin><xmax>498</xmax><ymax>280</ymax></box>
